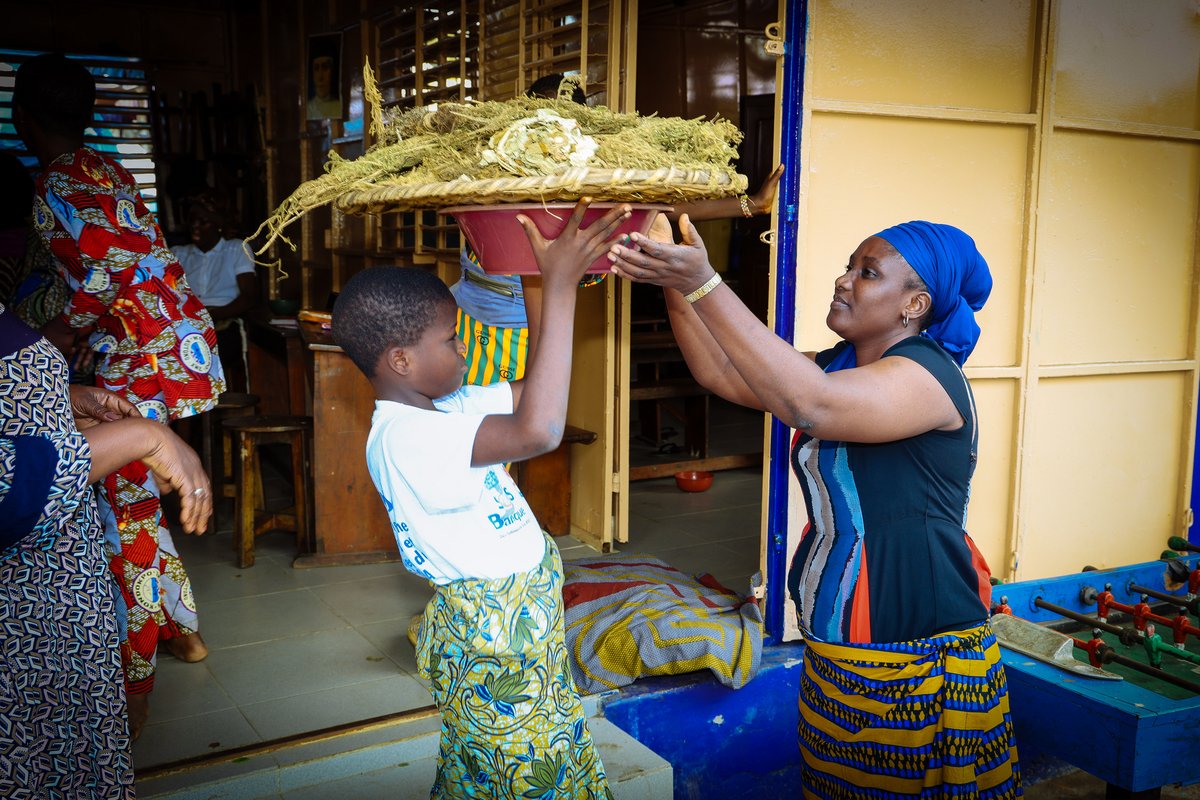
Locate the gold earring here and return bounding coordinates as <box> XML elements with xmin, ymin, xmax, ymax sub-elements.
<box><xmin>902</xmin><ymin>312</ymin><xmax>910</xmax><ymax>328</ymax></box>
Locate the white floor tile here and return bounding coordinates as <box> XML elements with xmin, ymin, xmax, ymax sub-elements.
<box><xmin>199</xmin><ymin>587</ymin><xmax>350</xmax><ymax>650</ymax></box>
<box><xmin>203</xmin><ymin>628</ymin><xmax>402</xmax><ymax>706</ymax></box>
<box><xmin>147</xmin><ymin>658</ymin><xmax>236</xmax><ymax>724</ymax></box>
<box><xmin>240</xmin><ymin>674</ymin><xmax>433</xmax><ymax>741</ymax></box>
<box><xmin>308</xmin><ymin>573</ymin><xmax>433</xmax><ymax>625</ymax></box>
<box><xmin>133</xmin><ymin>707</ymin><xmax>260</xmax><ymax>771</ymax></box>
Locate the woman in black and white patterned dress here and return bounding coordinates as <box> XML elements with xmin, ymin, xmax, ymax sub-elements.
<box><xmin>0</xmin><ymin>303</ymin><xmax>212</xmax><ymax>798</ymax></box>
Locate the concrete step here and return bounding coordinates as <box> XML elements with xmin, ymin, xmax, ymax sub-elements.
<box><xmin>137</xmin><ymin>709</ymin><xmax>671</xmax><ymax>800</ymax></box>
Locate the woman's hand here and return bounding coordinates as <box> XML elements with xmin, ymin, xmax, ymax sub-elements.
<box><xmin>69</xmin><ymin>385</ymin><xmax>140</xmax><ymax>431</ymax></box>
<box><xmin>142</xmin><ymin>425</ymin><xmax>212</xmax><ymax>535</ymax></box>
<box><xmin>517</xmin><ymin>198</ymin><xmax>632</xmax><ymax>290</ymax></box>
<box><xmin>609</xmin><ymin>213</ymin><xmax>716</xmax><ymax>295</ymax></box>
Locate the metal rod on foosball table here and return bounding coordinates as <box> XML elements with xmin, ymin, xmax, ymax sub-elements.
<box><xmin>1033</xmin><ymin>598</ymin><xmax>1200</xmax><ymax>695</ymax></box>
<box><xmin>1033</xmin><ymin>599</ymin><xmax>1133</xmax><ymax>640</ymax></box>
<box><xmin>1126</xmin><ymin>582</ymin><xmax>1200</xmax><ymax>616</ymax></box>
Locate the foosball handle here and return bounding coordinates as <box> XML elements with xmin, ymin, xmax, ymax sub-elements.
<box><xmin>1164</xmin><ymin>557</ymin><xmax>1191</xmax><ymax>584</ymax></box>
<box><xmin>1084</xmin><ymin>630</ymin><xmax>1106</xmax><ymax>668</ymax></box>
<box><xmin>1167</xmin><ymin>536</ymin><xmax>1200</xmax><ymax>554</ymax></box>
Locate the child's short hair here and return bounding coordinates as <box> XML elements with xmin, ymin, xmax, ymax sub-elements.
<box><xmin>332</xmin><ymin>266</ymin><xmax>454</xmax><ymax>378</ymax></box>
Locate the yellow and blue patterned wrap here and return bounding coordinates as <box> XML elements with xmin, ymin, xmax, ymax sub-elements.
<box><xmin>797</xmin><ymin>622</ymin><xmax>1021</xmax><ymax>799</ymax></box>
<box><xmin>416</xmin><ymin>533</ymin><xmax>613</xmax><ymax>800</ymax></box>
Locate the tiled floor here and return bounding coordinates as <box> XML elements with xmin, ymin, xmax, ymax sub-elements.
<box><xmin>136</xmin><ymin>400</ymin><xmax>765</xmax><ymax>771</ymax></box>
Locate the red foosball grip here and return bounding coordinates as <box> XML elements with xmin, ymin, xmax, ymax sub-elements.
<box><xmin>1172</xmin><ymin>611</ymin><xmax>1191</xmax><ymax>646</ymax></box>
<box><xmin>1133</xmin><ymin>599</ymin><xmax>1152</xmax><ymax>632</ymax></box>
<box><xmin>1080</xmin><ymin>636</ymin><xmax>1106</xmax><ymax>668</ymax></box>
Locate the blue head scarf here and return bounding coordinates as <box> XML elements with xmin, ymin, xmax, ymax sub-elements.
<box><xmin>874</xmin><ymin>220</ymin><xmax>992</xmax><ymax>366</ymax></box>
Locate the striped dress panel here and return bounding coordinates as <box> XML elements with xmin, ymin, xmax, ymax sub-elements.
<box><xmin>792</xmin><ymin>435</ymin><xmax>867</xmax><ymax>643</ymax></box>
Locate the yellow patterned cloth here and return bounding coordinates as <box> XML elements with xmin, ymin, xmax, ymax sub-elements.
<box><xmin>561</xmin><ymin>554</ymin><xmax>762</xmax><ymax>693</ymax></box>
<box><xmin>797</xmin><ymin>623</ymin><xmax>1021</xmax><ymax>799</ymax></box>
<box><xmin>457</xmin><ymin>307</ymin><xmax>528</xmax><ymax>387</ymax></box>
<box><xmin>416</xmin><ymin>534</ymin><xmax>613</xmax><ymax>800</ymax></box>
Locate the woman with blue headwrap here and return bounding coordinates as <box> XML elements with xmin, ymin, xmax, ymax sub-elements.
<box><xmin>608</xmin><ymin>217</ymin><xmax>1020</xmax><ymax>798</ymax></box>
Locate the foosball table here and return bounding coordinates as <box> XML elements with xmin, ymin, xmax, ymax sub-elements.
<box><xmin>993</xmin><ymin>539</ymin><xmax>1200</xmax><ymax>799</ymax></box>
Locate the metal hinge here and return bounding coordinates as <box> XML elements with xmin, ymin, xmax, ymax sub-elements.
<box><xmin>1185</xmin><ymin>507</ymin><xmax>1195</xmax><ymax>530</ymax></box>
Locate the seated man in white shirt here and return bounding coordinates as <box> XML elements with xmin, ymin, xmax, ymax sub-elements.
<box><xmin>173</xmin><ymin>191</ymin><xmax>259</xmax><ymax>391</ymax></box>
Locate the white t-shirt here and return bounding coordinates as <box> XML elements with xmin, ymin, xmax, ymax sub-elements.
<box><xmin>173</xmin><ymin>237</ymin><xmax>255</xmax><ymax>308</ymax></box>
<box><xmin>365</xmin><ymin>382</ymin><xmax>544</xmax><ymax>584</ymax></box>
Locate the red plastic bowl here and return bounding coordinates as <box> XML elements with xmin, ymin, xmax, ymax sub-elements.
<box><xmin>674</xmin><ymin>470</ymin><xmax>714</xmax><ymax>493</ymax></box>
<box><xmin>441</xmin><ymin>203</ymin><xmax>670</xmax><ymax>275</ymax></box>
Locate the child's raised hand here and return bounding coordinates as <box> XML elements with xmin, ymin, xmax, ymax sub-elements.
<box><xmin>516</xmin><ymin>198</ymin><xmax>632</xmax><ymax>288</ymax></box>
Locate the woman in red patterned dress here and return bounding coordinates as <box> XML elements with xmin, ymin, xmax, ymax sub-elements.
<box><xmin>13</xmin><ymin>53</ymin><xmax>224</xmax><ymax>738</ymax></box>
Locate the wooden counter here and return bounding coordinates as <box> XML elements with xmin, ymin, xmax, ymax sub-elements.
<box><xmin>294</xmin><ymin>321</ymin><xmax>400</xmax><ymax>567</ymax></box>
<box><xmin>245</xmin><ymin>314</ymin><xmax>309</xmax><ymax>417</ymax></box>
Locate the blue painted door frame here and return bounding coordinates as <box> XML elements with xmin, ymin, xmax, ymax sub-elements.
<box><xmin>764</xmin><ymin>0</ymin><xmax>807</xmax><ymax>640</ymax></box>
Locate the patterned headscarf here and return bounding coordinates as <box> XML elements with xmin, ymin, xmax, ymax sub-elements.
<box><xmin>875</xmin><ymin>220</ymin><xmax>991</xmax><ymax>366</ymax></box>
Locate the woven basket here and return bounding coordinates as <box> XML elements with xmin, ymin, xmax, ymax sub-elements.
<box><xmin>334</xmin><ymin>166</ymin><xmax>748</xmax><ymax>214</ymax></box>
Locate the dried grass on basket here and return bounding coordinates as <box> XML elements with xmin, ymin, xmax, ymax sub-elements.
<box><xmin>251</xmin><ymin>63</ymin><xmax>747</xmax><ymax>258</ymax></box>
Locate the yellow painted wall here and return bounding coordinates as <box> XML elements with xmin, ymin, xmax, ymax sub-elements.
<box><xmin>782</xmin><ymin>0</ymin><xmax>1200</xmax><ymax>636</ymax></box>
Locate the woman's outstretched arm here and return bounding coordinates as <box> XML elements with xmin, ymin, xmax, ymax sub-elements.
<box><xmin>610</xmin><ymin>216</ymin><xmax>957</xmax><ymax>442</ymax></box>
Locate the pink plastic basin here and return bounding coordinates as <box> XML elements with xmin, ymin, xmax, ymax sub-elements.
<box><xmin>441</xmin><ymin>203</ymin><xmax>671</xmax><ymax>275</ymax></box>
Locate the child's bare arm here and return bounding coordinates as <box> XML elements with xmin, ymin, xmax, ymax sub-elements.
<box><xmin>471</xmin><ymin>200</ymin><xmax>630</xmax><ymax>465</ymax></box>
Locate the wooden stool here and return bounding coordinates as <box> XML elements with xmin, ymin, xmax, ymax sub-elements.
<box><xmin>198</xmin><ymin>392</ymin><xmax>260</xmax><ymax>494</ymax></box>
<box><xmin>222</xmin><ymin>415</ymin><xmax>312</xmax><ymax>568</ymax></box>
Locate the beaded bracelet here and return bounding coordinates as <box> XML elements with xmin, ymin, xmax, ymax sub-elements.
<box><xmin>738</xmin><ymin>194</ymin><xmax>754</xmax><ymax>218</ymax></box>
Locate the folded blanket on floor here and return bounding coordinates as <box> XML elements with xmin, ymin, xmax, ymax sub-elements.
<box><xmin>562</xmin><ymin>554</ymin><xmax>763</xmax><ymax>694</ymax></box>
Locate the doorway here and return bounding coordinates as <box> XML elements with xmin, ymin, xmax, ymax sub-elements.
<box><xmin>624</xmin><ymin>0</ymin><xmax>780</xmax><ymax>591</ymax></box>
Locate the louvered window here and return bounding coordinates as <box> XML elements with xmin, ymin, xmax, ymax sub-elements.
<box><xmin>0</xmin><ymin>50</ymin><xmax>160</xmax><ymax>213</ymax></box>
